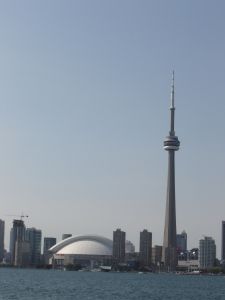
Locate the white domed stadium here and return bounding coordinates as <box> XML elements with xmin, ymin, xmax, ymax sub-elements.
<box><xmin>49</xmin><ymin>235</ymin><xmax>113</xmax><ymax>269</ymax></box>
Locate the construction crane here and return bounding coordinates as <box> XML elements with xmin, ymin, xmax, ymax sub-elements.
<box><xmin>5</xmin><ymin>214</ymin><xmax>29</xmax><ymax>221</ymax></box>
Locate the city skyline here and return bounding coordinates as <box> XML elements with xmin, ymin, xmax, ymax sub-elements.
<box><xmin>0</xmin><ymin>1</ymin><xmax>225</xmax><ymax>256</ymax></box>
<box><xmin>0</xmin><ymin>218</ymin><xmax>224</xmax><ymax>260</ymax></box>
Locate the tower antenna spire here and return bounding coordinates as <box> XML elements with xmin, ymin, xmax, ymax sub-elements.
<box><xmin>171</xmin><ymin>71</ymin><xmax>175</xmax><ymax>108</ymax></box>
<box><xmin>169</xmin><ymin>71</ymin><xmax>175</xmax><ymax>136</ymax></box>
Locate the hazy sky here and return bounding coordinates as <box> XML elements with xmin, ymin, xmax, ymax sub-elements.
<box><xmin>0</xmin><ymin>0</ymin><xmax>225</xmax><ymax>257</ymax></box>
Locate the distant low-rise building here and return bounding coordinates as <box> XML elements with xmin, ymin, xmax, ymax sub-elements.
<box><xmin>125</xmin><ymin>240</ymin><xmax>135</xmax><ymax>254</ymax></box>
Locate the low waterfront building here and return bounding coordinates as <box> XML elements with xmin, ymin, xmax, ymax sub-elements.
<box><xmin>176</xmin><ymin>248</ymin><xmax>199</xmax><ymax>271</ymax></box>
<box><xmin>177</xmin><ymin>259</ymin><xmax>199</xmax><ymax>271</ymax></box>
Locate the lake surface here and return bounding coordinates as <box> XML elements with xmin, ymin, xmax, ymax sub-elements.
<box><xmin>0</xmin><ymin>268</ymin><xmax>225</xmax><ymax>299</ymax></box>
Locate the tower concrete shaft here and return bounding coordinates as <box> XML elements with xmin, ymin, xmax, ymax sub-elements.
<box><xmin>162</xmin><ymin>72</ymin><xmax>180</xmax><ymax>270</ymax></box>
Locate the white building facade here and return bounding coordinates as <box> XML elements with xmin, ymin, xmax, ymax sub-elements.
<box><xmin>199</xmin><ymin>236</ymin><xmax>216</xmax><ymax>269</ymax></box>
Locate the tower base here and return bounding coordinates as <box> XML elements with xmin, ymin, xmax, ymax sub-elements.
<box><xmin>162</xmin><ymin>246</ymin><xmax>177</xmax><ymax>271</ymax></box>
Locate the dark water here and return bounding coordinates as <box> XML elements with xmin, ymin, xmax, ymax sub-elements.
<box><xmin>0</xmin><ymin>269</ymin><xmax>225</xmax><ymax>300</ymax></box>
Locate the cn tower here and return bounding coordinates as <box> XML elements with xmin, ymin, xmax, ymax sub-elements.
<box><xmin>162</xmin><ymin>72</ymin><xmax>180</xmax><ymax>270</ymax></box>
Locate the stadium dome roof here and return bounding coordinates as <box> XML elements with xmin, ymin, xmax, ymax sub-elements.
<box><xmin>49</xmin><ymin>234</ymin><xmax>113</xmax><ymax>256</ymax></box>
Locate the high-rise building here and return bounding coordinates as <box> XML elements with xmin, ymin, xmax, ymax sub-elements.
<box><xmin>162</xmin><ymin>72</ymin><xmax>180</xmax><ymax>270</ymax></box>
<box><xmin>139</xmin><ymin>229</ymin><xmax>152</xmax><ymax>267</ymax></box>
<box><xmin>113</xmin><ymin>229</ymin><xmax>125</xmax><ymax>263</ymax></box>
<box><xmin>43</xmin><ymin>237</ymin><xmax>57</xmax><ymax>264</ymax></box>
<box><xmin>221</xmin><ymin>221</ymin><xmax>225</xmax><ymax>261</ymax></box>
<box><xmin>9</xmin><ymin>219</ymin><xmax>26</xmax><ymax>265</ymax></box>
<box><xmin>199</xmin><ymin>236</ymin><xmax>216</xmax><ymax>269</ymax></box>
<box><xmin>26</xmin><ymin>228</ymin><xmax>42</xmax><ymax>266</ymax></box>
<box><xmin>176</xmin><ymin>230</ymin><xmax>187</xmax><ymax>253</ymax></box>
<box><xmin>0</xmin><ymin>219</ymin><xmax>5</xmax><ymax>262</ymax></box>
